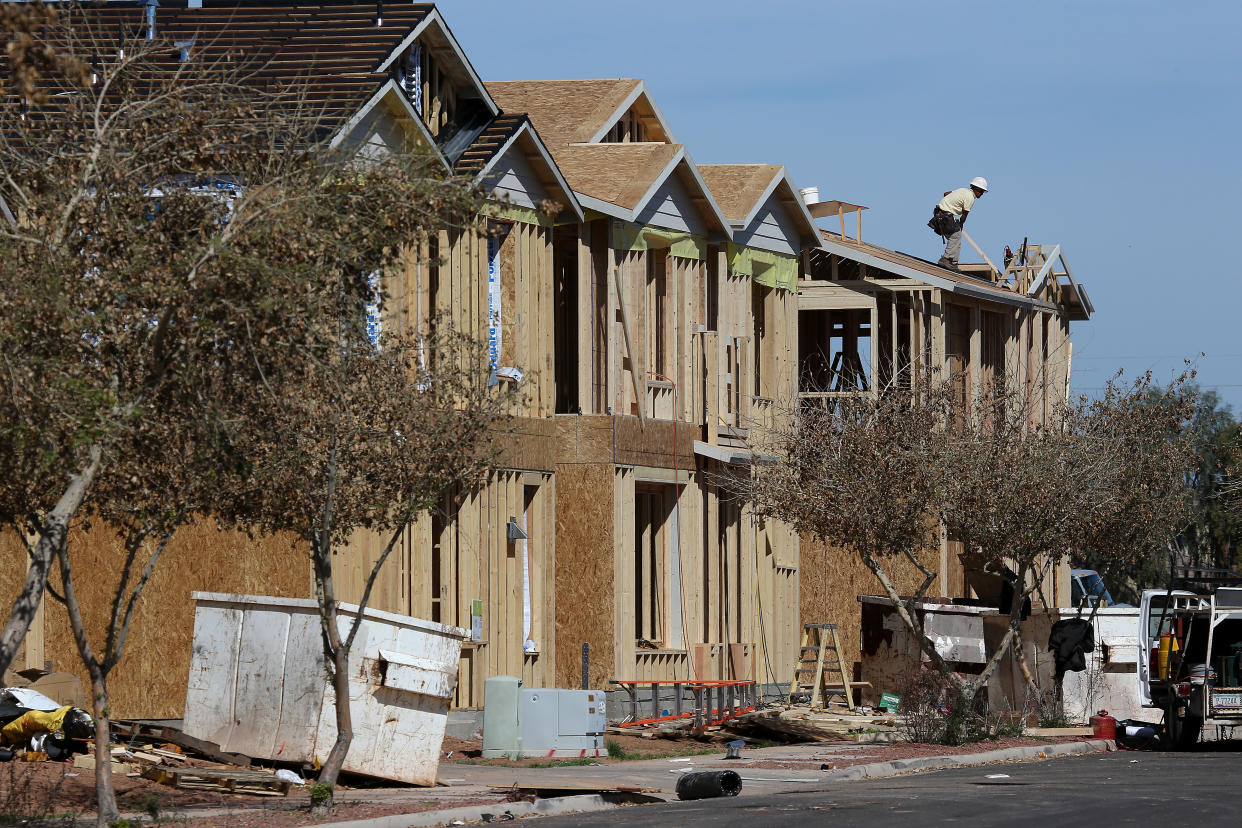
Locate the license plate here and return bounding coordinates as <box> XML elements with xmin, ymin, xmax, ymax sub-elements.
<box><xmin>1212</xmin><ymin>692</ymin><xmax>1242</xmax><ymax>711</ymax></box>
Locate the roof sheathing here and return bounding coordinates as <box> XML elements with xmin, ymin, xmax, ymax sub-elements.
<box><xmin>697</xmin><ymin>164</ymin><xmax>782</xmax><ymax>222</ymax></box>
<box><xmin>699</xmin><ymin>164</ymin><xmax>819</xmax><ymax>248</ymax></box>
<box><xmin>486</xmin><ymin>79</ymin><xmax>642</xmax><ymax>147</ymax></box>
<box><xmin>12</xmin><ymin>1</ymin><xmax>437</xmax><ymax>136</ymax></box>
<box><xmin>818</xmin><ymin>230</ymin><xmax>1048</xmax><ymax>310</ymax></box>
<box><xmin>551</xmin><ymin>143</ymin><xmax>681</xmax><ymax>211</ymax></box>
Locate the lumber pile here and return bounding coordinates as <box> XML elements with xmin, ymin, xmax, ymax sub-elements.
<box><xmin>71</xmin><ymin>720</ymin><xmax>291</xmax><ymax>797</ymax></box>
<box><xmin>141</xmin><ymin>766</ymin><xmax>292</xmax><ymax>796</ymax></box>
<box><xmin>722</xmin><ymin>707</ymin><xmax>902</xmax><ymax>744</ymax></box>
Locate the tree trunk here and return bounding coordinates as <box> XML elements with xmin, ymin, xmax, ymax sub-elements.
<box><xmin>88</xmin><ymin>671</ymin><xmax>119</xmax><ymax>827</ymax></box>
<box><xmin>0</xmin><ymin>447</ymin><xmax>101</xmax><ymax>676</ymax></box>
<box><xmin>1012</xmin><ymin>631</ymin><xmax>1040</xmax><ymax>692</ymax></box>
<box><xmin>310</xmin><ymin>525</ymin><xmax>351</xmax><ymax>812</ymax></box>
<box><xmin>316</xmin><ymin>643</ymin><xmax>353</xmax><ymax>802</ymax></box>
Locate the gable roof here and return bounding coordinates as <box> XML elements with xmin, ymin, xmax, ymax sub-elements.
<box><xmin>455</xmin><ymin>115</ymin><xmax>584</xmax><ymax>223</ymax></box>
<box><xmin>10</xmin><ymin>2</ymin><xmax>508</xmax><ymax>148</ymax></box>
<box><xmin>698</xmin><ymin>165</ymin><xmax>783</xmax><ymax>221</ymax></box>
<box><xmin>698</xmin><ymin>163</ymin><xmax>819</xmax><ymax>247</ymax></box>
<box><xmin>553</xmin><ymin>144</ymin><xmax>730</xmax><ymax>237</ymax></box>
<box><xmin>486</xmin><ymin>79</ymin><xmax>674</xmax><ymax>146</ymax></box>
<box><xmin>552</xmin><ymin>143</ymin><xmax>682</xmax><ymax>212</ymax></box>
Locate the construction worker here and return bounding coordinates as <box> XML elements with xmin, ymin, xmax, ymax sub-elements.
<box><xmin>929</xmin><ymin>176</ymin><xmax>987</xmax><ymax>270</ymax></box>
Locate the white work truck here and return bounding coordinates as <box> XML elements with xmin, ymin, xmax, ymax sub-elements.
<box><xmin>1139</xmin><ymin>586</ymin><xmax>1242</xmax><ymax>748</ymax></box>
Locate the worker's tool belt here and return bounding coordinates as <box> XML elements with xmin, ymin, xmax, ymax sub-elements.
<box><xmin>927</xmin><ymin>207</ymin><xmax>960</xmax><ymax>237</ymax></box>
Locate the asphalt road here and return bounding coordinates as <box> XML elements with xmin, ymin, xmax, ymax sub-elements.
<box><xmin>531</xmin><ymin>751</ymin><xmax>1242</xmax><ymax>828</ymax></box>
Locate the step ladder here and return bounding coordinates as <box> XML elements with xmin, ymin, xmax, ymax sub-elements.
<box><xmin>789</xmin><ymin>623</ymin><xmax>865</xmax><ymax>710</ymax></box>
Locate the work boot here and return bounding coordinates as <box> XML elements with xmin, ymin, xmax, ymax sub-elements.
<box><xmin>936</xmin><ymin>257</ymin><xmax>955</xmax><ymax>270</ymax></box>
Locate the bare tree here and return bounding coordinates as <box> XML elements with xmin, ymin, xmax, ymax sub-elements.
<box><xmin>733</xmin><ymin>369</ymin><xmax>1199</xmax><ymax>740</ymax></box>
<box><xmin>227</xmin><ymin>321</ymin><xmax>515</xmax><ymax>803</ymax></box>
<box><xmin>737</xmin><ymin>383</ymin><xmax>954</xmax><ymax>672</ymax></box>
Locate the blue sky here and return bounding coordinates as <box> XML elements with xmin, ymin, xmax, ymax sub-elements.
<box><xmin>442</xmin><ymin>0</ymin><xmax>1242</xmax><ymax>412</ymax></box>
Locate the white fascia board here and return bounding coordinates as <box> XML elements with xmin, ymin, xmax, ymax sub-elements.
<box><xmin>734</xmin><ymin>169</ymin><xmax>820</xmax><ymax>250</ymax></box>
<box><xmin>583</xmin><ymin>80</ymin><xmax>677</xmax><ymax>145</ymax></box>
<box><xmin>1027</xmin><ymin>243</ymin><xmax>1062</xmax><ymax>297</ymax></box>
<box><xmin>576</xmin><ymin>192</ymin><xmax>633</xmax><ymax>222</ymax></box>
<box><xmin>632</xmin><ymin>149</ymin><xmax>733</xmax><ymax>241</ymax></box>
<box><xmin>819</xmin><ymin>234</ymin><xmax>1035</xmax><ymax>309</ymax></box>
<box><xmin>476</xmin><ymin>121</ymin><xmax>585</xmax><ymax>223</ymax></box>
<box><xmin>1058</xmin><ymin>250</ymin><xmax>1094</xmax><ymax>317</ymax></box>
<box><xmin>693</xmin><ymin>440</ymin><xmax>754</xmax><ymax>465</ymax></box>
<box><xmin>778</xmin><ymin>171</ymin><xmax>822</xmax><ymax>247</ymax></box>
<box><xmin>331</xmin><ymin>79</ymin><xmax>450</xmax><ymax>173</ymax></box>
<box><xmin>373</xmin><ymin>9</ymin><xmax>500</xmax><ymax>117</ymax></box>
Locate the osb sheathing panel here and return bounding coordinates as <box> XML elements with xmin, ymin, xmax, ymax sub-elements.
<box><xmin>555</xmin><ymin>416</ymin><xmax>614</xmax><ymax>464</ymax></box>
<box><xmin>494</xmin><ymin>416</ymin><xmax>558</xmax><ymax>472</ymax></box>
<box><xmin>0</xmin><ymin>523</ymin><xmax>307</xmax><ymax>720</ymax></box>
<box><xmin>554</xmin><ymin>414</ymin><xmax>700</xmax><ymax>469</ymax></box>
<box><xmin>611</xmin><ymin>416</ymin><xmax>701</xmax><ymax>470</ymax></box>
<box><xmin>798</xmin><ymin>535</ymin><xmax>940</xmax><ymax>687</ymax></box>
<box><xmin>553</xmin><ymin>463</ymin><xmax>614</xmax><ymax>689</ymax></box>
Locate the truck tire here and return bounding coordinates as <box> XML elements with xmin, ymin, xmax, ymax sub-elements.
<box><xmin>1166</xmin><ymin>703</ymin><xmax>1202</xmax><ymax>750</ymax></box>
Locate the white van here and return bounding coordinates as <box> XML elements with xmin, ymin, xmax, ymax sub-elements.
<box><xmin>1138</xmin><ymin>587</ymin><xmax>1242</xmax><ymax>747</ymax></box>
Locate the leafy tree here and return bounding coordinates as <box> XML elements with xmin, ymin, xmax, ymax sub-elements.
<box><xmin>733</xmin><ymin>371</ymin><xmax>1197</xmax><ymax>742</ymax></box>
<box><xmin>228</xmin><ymin>322</ymin><xmax>513</xmax><ymax>803</ymax></box>
<box><xmin>1075</xmin><ymin>382</ymin><xmax>1239</xmax><ymax>602</ymax></box>
<box><xmin>0</xmin><ymin>11</ymin><xmax>482</xmax><ymax>823</ymax></box>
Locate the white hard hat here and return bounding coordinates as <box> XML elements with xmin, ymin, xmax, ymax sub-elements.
<box><xmin>970</xmin><ymin>176</ymin><xmax>988</xmax><ymax>192</ymax></box>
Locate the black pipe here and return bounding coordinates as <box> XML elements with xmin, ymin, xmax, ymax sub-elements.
<box><xmin>675</xmin><ymin>770</ymin><xmax>743</xmax><ymax>801</ymax></box>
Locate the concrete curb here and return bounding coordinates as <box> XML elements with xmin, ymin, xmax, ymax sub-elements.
<box><xmin>316</xmin><ymin>793</ymin><xmax>645</xmax><ymax>828</ymax></box>
<box><xmin>315</xmin><ymin>739</ymin><xmax>1115</xmax><ymax>827</ymax></box>
<box><xmin>821</xmin><ymin>738</ymin><xmax>1115</xmax><ymax>781</ymax></box>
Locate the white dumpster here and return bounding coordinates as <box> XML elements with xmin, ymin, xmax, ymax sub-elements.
<box><xmin>182</xmin><ymin>592</ymin><xmax>466</xmax><ymax>785</ymax></box>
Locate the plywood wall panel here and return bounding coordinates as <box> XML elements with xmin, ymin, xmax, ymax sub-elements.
<box><xmin>552</xmin><ymin>463</ymin><xmax>614</xmax><ymax>689</ymax></box>
<box><xmin>798</xmin><ymin>535</ymin><xmax>941</xmax><ymax>683</ymax></box>
<box><xmin>0</xmin><ymin>522</ymin><xmax>308</xmax><ymax>720</ymax></box>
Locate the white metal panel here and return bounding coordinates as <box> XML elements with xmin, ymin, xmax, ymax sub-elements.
<box><xmin>634</xmin><ymin>171</ymin><xmax>708</xmax><ymax>236</ymax></box>
<box><xmin>379</xmin><ymin>649</ymin><xmax>458</xmax><ymax>699</ymax></box>
<box><xmin>181</xmin><ymin>603</ymin><xmax>243</xmax><ymax>748</ymax></box>
<box><xmin>270</xmin><ymin>610</ymin><xmax>324</xmax><ymax>760</ymax></box>
<box><xmin>923</xmin><ymin>612</ymin><xmax>986</xmax><ymax>663</ymax></box>
<box><xmin>226</xmin><ymin>607</ymin><xmax>292</xmax><ymax>758</ymax></box>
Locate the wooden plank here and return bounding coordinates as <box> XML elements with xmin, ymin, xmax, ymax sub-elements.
<box><xmin>614</xmin><ymin>468</ymin><xmax>633</xmax><ymax>674</ymax></box>
<box><xmin>578</xmin><ymin>224</ymin><xmax>594</xmax><ymax>413</ymax></box>
<box><xmin>612</xmin><ymin>254</ymin><xmax>646</xmax><ymax>422</ymax></box>
<box><xmin>970</xmin><ymin>303</ymin><xmax>982</xmax><ymax>404</ymax></box>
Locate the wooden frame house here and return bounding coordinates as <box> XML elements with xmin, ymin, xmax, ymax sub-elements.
<box><xmin>796</xmin><ymin>206</ymin><xmax>1095</xmax><ymax>665</ymax></box>
<box><xmin>486</xmin><ymin>81</ymin><xmax>819</xmax><ymax>695</ymax></box>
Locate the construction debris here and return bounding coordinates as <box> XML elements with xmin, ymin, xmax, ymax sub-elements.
<box><xmin>723</xmin><ymin>707</ymin><xmax>901</xmax><ymax>744</ymax></box>
<box><xmin>142</xmin><ymin>765</ymin><xmax>292</xmax><ymax>796</ymax></box>
<box><xmin>675</xmin><ymin>770</ymin><xmax>742</xmax><ymax>801</ymax></box>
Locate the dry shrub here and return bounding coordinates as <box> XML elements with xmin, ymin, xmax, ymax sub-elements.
<box><xmin>896</xmin><ymin>668</ymin><xmax>990</xmax><ymax>745</ymax></box>
<box><xmin>0</xmin><ymin>761</ymin><xmax>77</xmax><ymax>826</ymax></box>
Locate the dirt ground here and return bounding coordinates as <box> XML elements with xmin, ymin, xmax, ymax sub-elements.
<box><xmin>0</xmin><ymin>758</ymin><xmax>504</xmax><ymax>826</ymax></box>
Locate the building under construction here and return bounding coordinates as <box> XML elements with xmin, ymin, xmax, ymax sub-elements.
<box><xmin>1</xmin><ymin>1</ymin><xmax>1093</xmax><ymax>718</ymax></box>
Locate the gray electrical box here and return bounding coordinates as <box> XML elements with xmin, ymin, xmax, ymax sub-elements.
<box><xmin>482</xmin><ymin>679</ymin><xmax>606</xmax><ymax>758</ymax></box>
<box><xmin>481</xmin><ymin>675</ymin><xmax>522</xmax><ymax>758</ymax></box>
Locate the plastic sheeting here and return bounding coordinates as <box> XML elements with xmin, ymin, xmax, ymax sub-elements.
<box><xmin>727</xmin><ymin>242</ymin><xmax>798</xmax><ymax>292</ymax></box>
<box><xmin>609</xmin><ymin>221</ymin><xmax>706</xmax><ymax>260</ymax></box>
